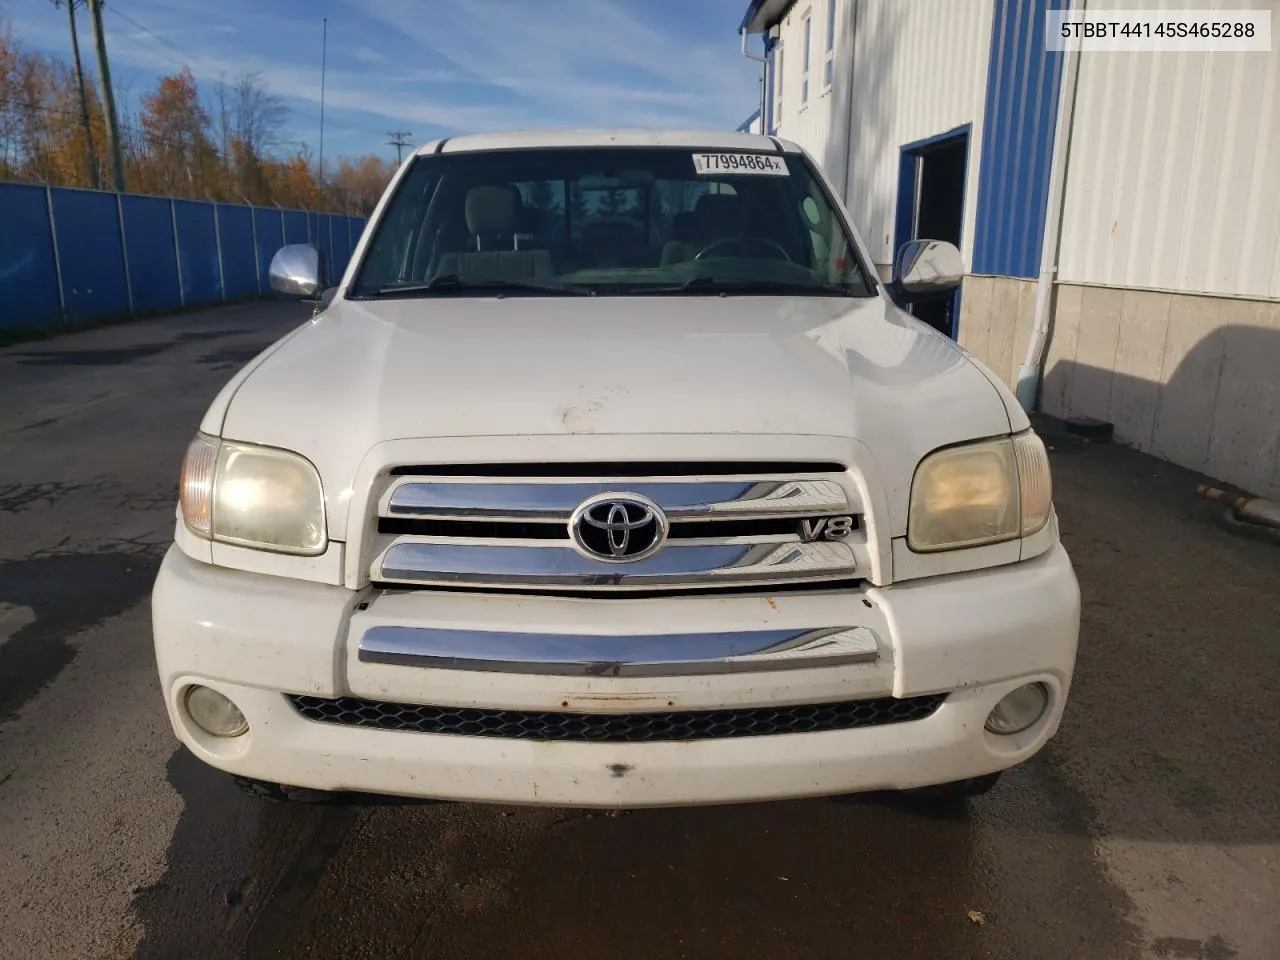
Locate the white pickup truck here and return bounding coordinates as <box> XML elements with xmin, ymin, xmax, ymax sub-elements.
<box><xmin>151</xmin><ymin>130</ymin><xmax>1080</xmax><ymax>807</ymax></box>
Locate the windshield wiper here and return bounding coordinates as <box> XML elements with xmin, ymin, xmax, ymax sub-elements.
<box><xmin>633</xmin><ymin>276</ymin><xmax>853</xmax><ymax>297</ymax></box>
<box><xmin>371</xmin><ymin>274</ymin><xmax>595</xmax><ymax>297</ymax></box>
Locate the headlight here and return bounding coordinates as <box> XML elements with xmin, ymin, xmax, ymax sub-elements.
<box><xmin>180</xmin><ymin>434</ymin><xmax>327</xmax><ymax>555</ymax></box>
<box><xmin>907</xmin><ymin>430</ymin><xmax>1052</xmax><ymax>552</ymax></box>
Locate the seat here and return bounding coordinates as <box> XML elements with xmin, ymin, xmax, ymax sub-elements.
<box><xmin>465</xmin><ymin>184</ymin><xmax>524</xmax><ymax>251</ymax></box>
<box><xmin>433</xmin><ymin>185</ymin><xmax>554</xmax><ymax>282</ymax></box>
<box><xmin>435</xmin><ymin>249</ymin><xmax>554</xmax><ymax>282</ymax></box>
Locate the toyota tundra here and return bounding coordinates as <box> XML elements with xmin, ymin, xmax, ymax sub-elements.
<box><xmin>151</xmin><ymin>130</ymin><xmax>1080</xmax><ymax>807</ymax></box>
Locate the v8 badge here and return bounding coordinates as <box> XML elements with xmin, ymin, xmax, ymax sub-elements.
<box><xmin>798</xmin><ymin>516</ymin><xmax>855</xmax><ymax>542</ymax></box>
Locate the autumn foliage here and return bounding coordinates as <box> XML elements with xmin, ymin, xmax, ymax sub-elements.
<box><xmin>0</xmin><ymin>11</ymin><xmax>393</xmax><ymax>214</ymax></box>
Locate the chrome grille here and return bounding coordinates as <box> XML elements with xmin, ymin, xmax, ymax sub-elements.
<box><xmin>370</xmin><ymin>466</ymin><xmax>862</xmax><ymax>593</ymax></box>
<box><xmin>287</xmin><ymin>693</ymin><xmax>946</xmax><ymax>742</ymax></box>
<box><xmin>383</xmin><ymin>479</ymin><xmax>852</xmax><ymax>521</ymax></box>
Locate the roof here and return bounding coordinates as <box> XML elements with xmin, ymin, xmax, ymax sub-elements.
<box><xmin>415</xmin><ymin>129</ymin><xmax>798</xmax><ymax>156</ymax></box>
<box><xmin>740</xmin><ymin>0</ymin><xmax>796</xmax><ymax>33</ymax></box>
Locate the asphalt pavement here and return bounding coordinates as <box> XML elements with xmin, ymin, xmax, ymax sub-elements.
<box><xmin>1</xmin><ymin>302</ymin><xmax>1276</xmax><ymax>960</ymax></box>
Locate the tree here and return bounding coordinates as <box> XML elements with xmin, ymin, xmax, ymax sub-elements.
<box><xmin>0</xmin><ymin>13</ymin><xmax>390</xmax><ymax>213</ymax></box>
<box><xmin>138</xmin><ymin>67</ymin><xmax>216</xmax><ymax>196</ymax></box>
<box><xmin>525</xmin><ymin>178</ymin><xmax>559</xmax><ymax>234</ymax></box>
<box><xmin>208</xmin><ymin>71</ymin><xmax>287</xmax><ymax>202</ymax></box>
<box><xmin>1</xmin><ymin>12</ymin><xmax>110</xmax><ymax>189</ymax></box>
<box><xmin>0</xmin><ymin>16</ymin><xmax>17</xmax><ymax>175</ymax></box>
<box><xmin>327</xmin><ymin>155</ymin><xmax>394</xmax><ymax>215</ymax></box>
<box><xmin>597</xmin><ymin>187</ymin><xmax>634</xmax><ymax>217</ymax></box>
<box><xmin>264</xmin><ymin>150</ymin><xmax>320</xmax><ymax>210</ymax></box>
<box><xmin>568</xmin><ymin>184</ymin><xmax>589</xmax><ymax>223</ymax></box>
<box><xmin>233</xmin><ymin>72</ymin><xmax>287</xmax><ymax>160</ymax></box>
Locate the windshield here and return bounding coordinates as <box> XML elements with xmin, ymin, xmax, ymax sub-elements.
<box><xmin>349</xmin><ymin>147</ymin><xmax>875</xmax><ymax>298</ymax></box>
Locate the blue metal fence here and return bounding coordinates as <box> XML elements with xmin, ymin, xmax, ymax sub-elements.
<box><xmin>0</xmin><ymin>181</ymin><xmax>367</xmax><ymax>332</ymax></box>
<box><xmin>1</xmin><ymin>183</ymin><xmax>62</xmax><ymax>329</ymax></box>
<box><xmin>121</xmin><ymin>195</ymin><xmax>181</xmax><ymax>314</ymax></box>
<box><xmin>217</xmin><ymin>204</ymin><xmax>258</xmax><ymax>299</ymax></box>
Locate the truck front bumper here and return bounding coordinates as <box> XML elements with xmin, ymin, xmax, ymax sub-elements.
<box><xmin>151</xmin><ymin>543</ymin><xmax>1080</xmax><ymax>808</ymax></box>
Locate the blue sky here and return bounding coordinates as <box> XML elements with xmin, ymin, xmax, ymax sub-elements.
<box><xmin>10</xmin><ymin>0</ymin><xmax>763</xmax><ymax>164</ymax></box>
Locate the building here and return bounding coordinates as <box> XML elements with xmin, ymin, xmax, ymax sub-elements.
<box><xmin>739</xmin><ymin>0</ymin><xmax>1280</xmax><ymax>500</ymax></box>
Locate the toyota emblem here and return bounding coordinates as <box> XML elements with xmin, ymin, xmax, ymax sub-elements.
<box><xmin>569</xmin><ymin>493</ymin><xmax>668</xmax><ymax>563</ymax></box>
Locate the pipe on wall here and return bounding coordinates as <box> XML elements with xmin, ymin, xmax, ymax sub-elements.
<box><xmin>840</xmin><ymin>0</ymin><xmax>861</xmax><ymax>203</ymax></box>
<box><xmin>1016</xmin><ymin>0</ymin><xmax>1085</xmax><ymax>413</ymax></box>
<box><xmin>741</xmin><ymin>29</ymin><xmax>769</xmax><ymax>135</ymax></box>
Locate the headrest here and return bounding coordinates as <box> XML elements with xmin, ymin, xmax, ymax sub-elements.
<box><xmin>465</xmin><ymin>185</ymin><xmax>521</xmax><ymax>234</ymax></box>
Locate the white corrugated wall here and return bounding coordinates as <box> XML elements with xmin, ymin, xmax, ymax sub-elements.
<box><xmin>1056</xmin><ymin>0</ymin><xmax>1280</xmax><ymax>299</ymax></box>
<box><xmin>769</xmin><ymin>0</ymin><xmax>995</xmax><ymax>267</ymax></box>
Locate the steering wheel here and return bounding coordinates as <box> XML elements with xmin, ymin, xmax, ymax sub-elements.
<box><xmin>692</xmin><ymin>237</ymin><xmax>793</xmax><ymax>263</ymax></box>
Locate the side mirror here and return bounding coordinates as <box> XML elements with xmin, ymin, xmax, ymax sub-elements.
<box><xmin>890</xmin><ymin>239</ymin><xmax>964</xmax><ymax>304</ymax></box>
<box><xmin>268</xmin><ymin>244</ymin><xmax>324</xmax><ymax>298</ymax></box>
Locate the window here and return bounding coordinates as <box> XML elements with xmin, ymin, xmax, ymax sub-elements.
<box><xmin>824</xmin><ymin>0</ymin><xmax>836</xmax><ymax>88</ymax></box>
<box><xmin>350</xmin><ymin>147</ymin><xmax>874</xmax><ymax>299</ymax></box>
<box><xmin>802</xmin><ymin>13</ymin><xmax>811</xmax><ymax>103</ymax></box>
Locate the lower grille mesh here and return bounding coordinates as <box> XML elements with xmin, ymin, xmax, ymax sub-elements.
<box><xmin>286</xmin><ymin>693</ymin><xmax>947</xmax><ymax>743</ymax></box>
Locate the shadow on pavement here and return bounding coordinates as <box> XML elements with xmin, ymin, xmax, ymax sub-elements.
<box><xmin>7</xmin><ymin>329</ymin><xmax>247</xmax><ymax>367</ymax></box>
<box><xmin>130</xmin><ymin>748</ymin><xmax>359</xmax><ymax>960</ymax></box>
<box><xmin>1033</xmin><ymin>414</ymin><xmax>1279</xmax><ymax>853</ymax></box>
<box><xmin>0</xmin><ymin>552</ymin><xmax>161</xmax><ymax>724</ymax></box>
<box><xmin>249</xmin><ymin>750</ymin><xmax>1138</xmax><ymax>960</ymax></box>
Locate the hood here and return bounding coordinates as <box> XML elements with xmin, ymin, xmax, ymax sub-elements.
<box><xmin>217</xmin><ymin>294</ymin><xmax>1013</xmax><ymax>536</ymax></box>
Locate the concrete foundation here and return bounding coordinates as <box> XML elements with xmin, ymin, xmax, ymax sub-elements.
<box><xmin>958</xmin><ymin>275</ymin><xmax>1280</xmax><ymax>500</ymax></box>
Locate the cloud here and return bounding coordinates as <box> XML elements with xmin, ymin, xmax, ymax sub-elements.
<box><xmin>340</xmin><ymin>0</ymin><xmax>757</xmax><ymax>130</ymax></box>
<box><xmin>123</xmin><ymin>24</ymin><xmax>235</xmax><ymax>40</ymax></box>
<box><xmin>9</xmin><ymin>0</ymin><xmax>759</xmax><ymax>151</ymax></box>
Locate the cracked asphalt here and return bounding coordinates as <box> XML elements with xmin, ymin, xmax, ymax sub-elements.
<box><xmin>1</xmin><ymin>302</ymin><xmax>1277</xmax><ymax>960</ymax></box>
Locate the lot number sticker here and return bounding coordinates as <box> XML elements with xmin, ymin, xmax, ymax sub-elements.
<box><xmin>692</xmin><ymin>153</ymin><xmax>789</xmax><ymax>176</ymax></box>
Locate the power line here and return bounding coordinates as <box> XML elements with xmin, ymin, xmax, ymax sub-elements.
<box><xmin>105</xmin><ymin>5</ymin><xmax>200</xmax><ymax>73</ymax></box>
<box><xmin>26</xmin><ymin>3</ymin><xmax>393</xmax><ymax>152</ymax></box>
<box><xmin>1</xmin><ymin>98</ymin><xmax>223</xmax><ymax>153</ymax></box>
<box><xmin>106</xmin><ymin>4</ymin><xmax>381</xmax><ymax>138</ymax></box>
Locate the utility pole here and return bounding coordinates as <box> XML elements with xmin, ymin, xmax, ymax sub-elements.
<box><xmin>387</xmin><ymin>131</ymin><xmax>413</xmax><ymax>165</ymax></box>
<box><xmin>86</xmin><ymin>0</ymin><xmax>125</xmax><ymax>191</ymax></box>
<box><xmin>56</xmin><ymin>0</ymin><xmax>100</xmax><ymax>189</ymax></box>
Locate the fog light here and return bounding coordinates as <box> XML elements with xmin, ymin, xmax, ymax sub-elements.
<box><xmin>185</xmin><ymin>685</ymin><xmax>248</xmax><ymax>737</ymax></box>
<box><xmin>985</xmin><ymin>682</ymin><xmax>1049</xmax><ymax>735</ymax></box>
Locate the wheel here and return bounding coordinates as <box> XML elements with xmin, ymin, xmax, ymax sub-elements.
<box><xmin>233</xmin><ymin>775</ymin><xmax>335</xmax><ymax>803</ymax></box>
